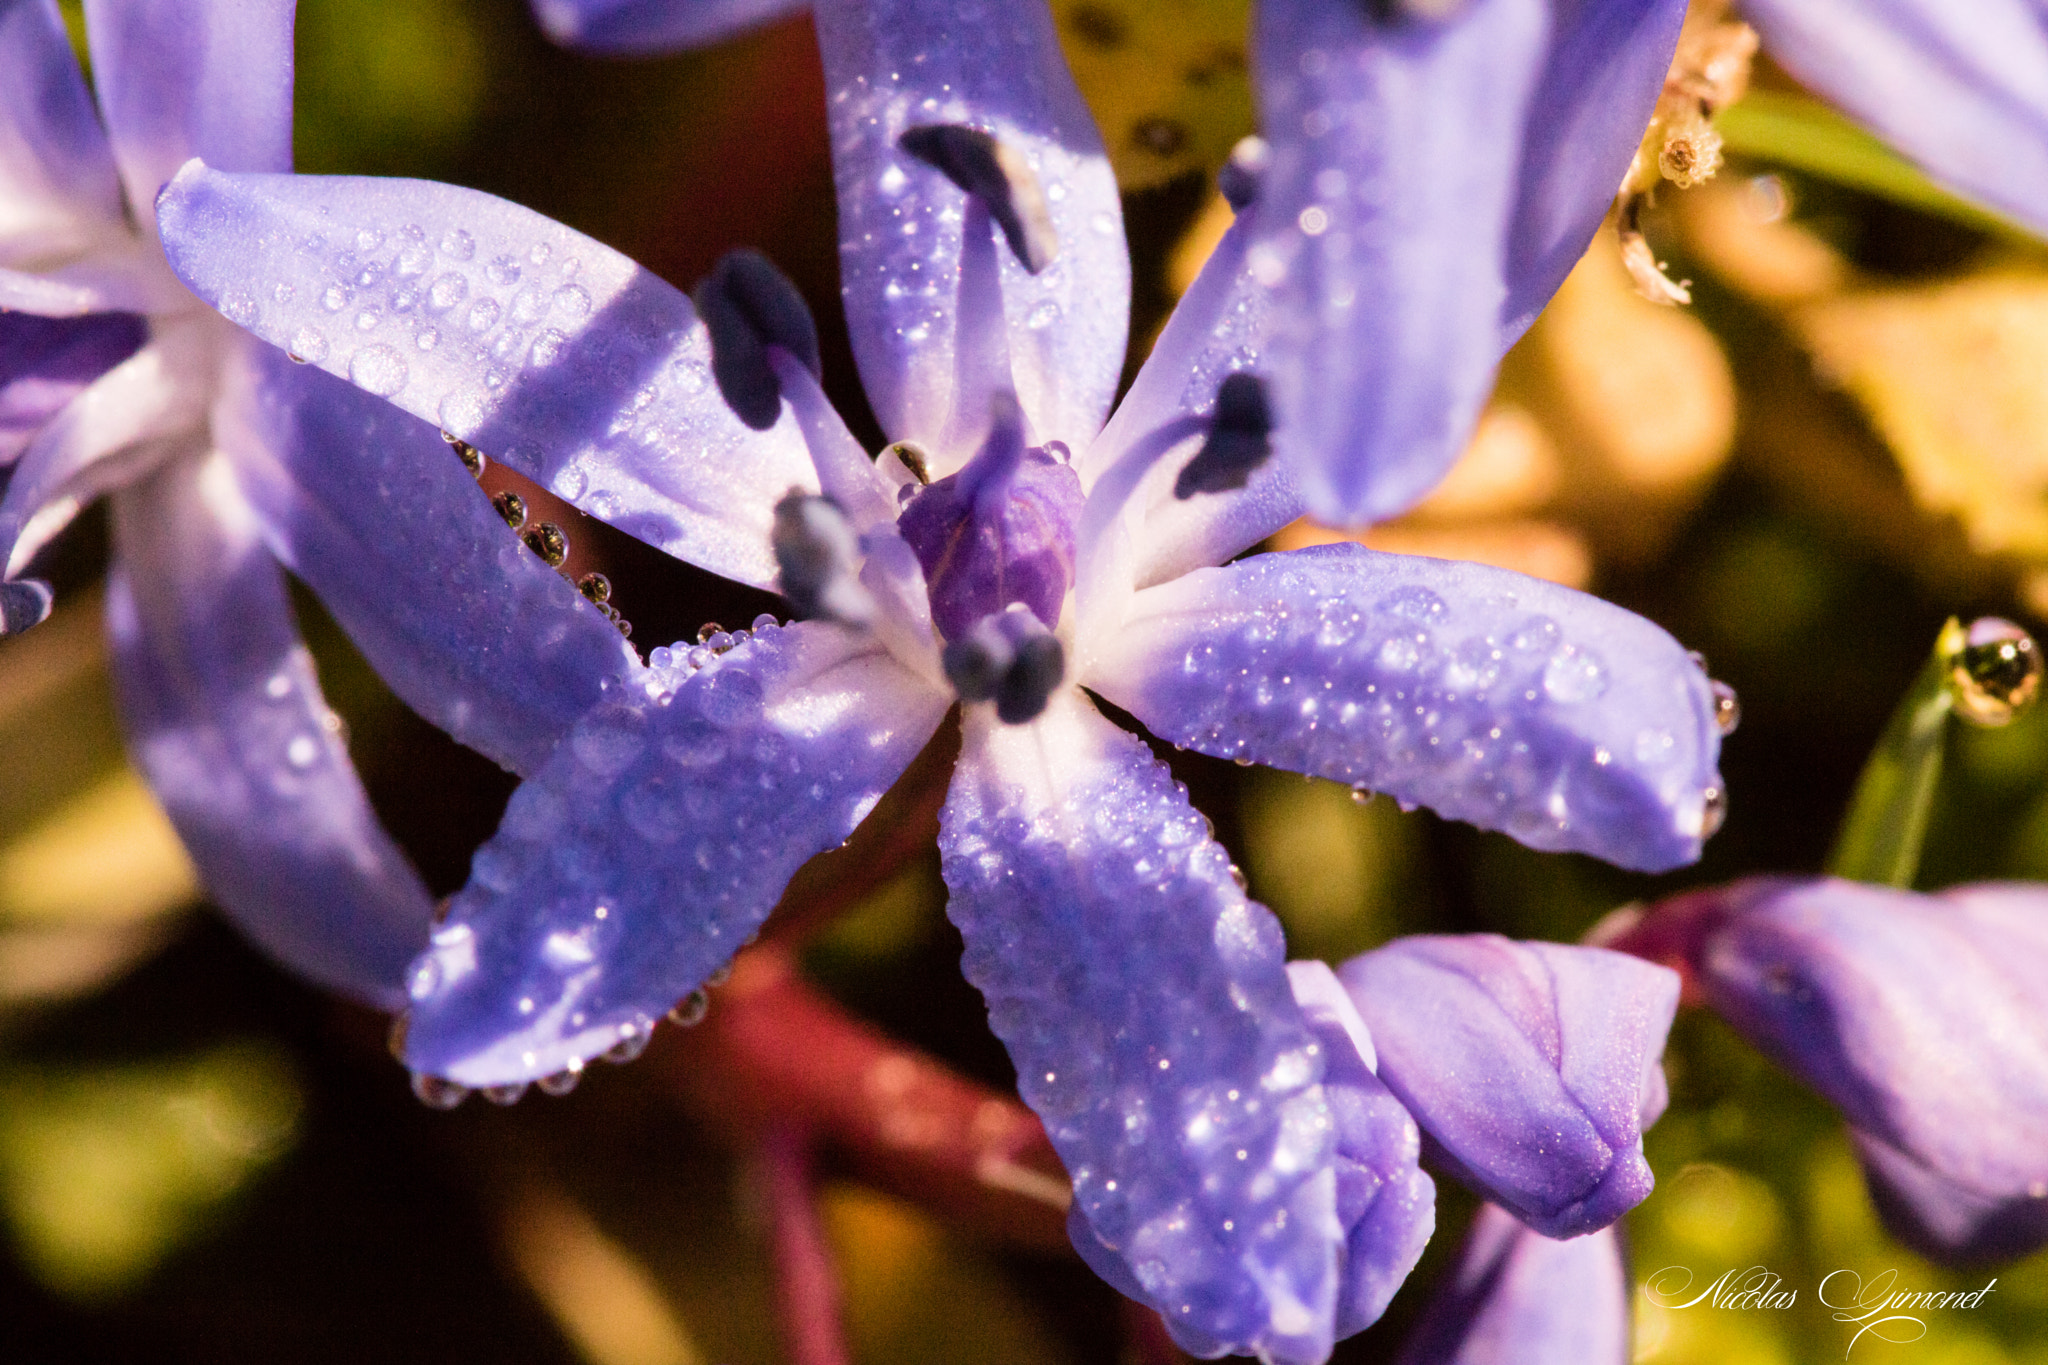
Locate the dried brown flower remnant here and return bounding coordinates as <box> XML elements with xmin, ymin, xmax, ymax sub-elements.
<box><xmin>1617</xmin><ymin>0</ymin><xmax>1759</xmax><ymax>303</ymax></box>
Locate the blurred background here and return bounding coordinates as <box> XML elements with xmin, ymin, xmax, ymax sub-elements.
<box><xmin>10</xmin><ymin>0</ymin><xmax>2048</xmax><ymax>1360</ymax></box>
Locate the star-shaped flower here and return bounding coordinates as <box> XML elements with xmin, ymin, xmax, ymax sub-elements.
<box><xmin>158</xmin><ymin>2</ymin><xmax>1724</xmax><ymax>1354</ymax></box>
<box><xmin>0</xmin><ymin>0</ymin><xmax>637</xmax><ymax>1005</ymax></box>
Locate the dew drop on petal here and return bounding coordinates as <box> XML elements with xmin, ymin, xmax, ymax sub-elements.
<box><xmin>348</xmin><ymin>343</ymin><xmax>408</xmax><ymax>395</ymax></box>
<box><xmin>440</xmin><ymin>228</ymin><xmax>476</xmax><ymax>261</ymax></box>
<box><xmin>1952</xmin><ymin>617</ymin><xmax>2043</xmax><ymax>727</ymax></box>
<box><xmin>287</xmin><ymin>327</ymin><xmax>328</xmax><ymax>364</ymax></box>
<box><xmin>411</xmin><ymin>1074</ymin><xmax>469</xmax><ymax>1109</ymax></box>
<box><xmin>668</xmin><ymin>990</ymin><xmax>710</xmax><ymax>1027</ymax></box>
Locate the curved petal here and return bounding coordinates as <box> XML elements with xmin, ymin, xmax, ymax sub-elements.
<box><xmin>1252</xmin><ymin>0</ymin><xmax>1547</xmax><ymax>525</ymax></box>
<box><xmin>1087</xmin><ymin>209</ymin><xmax>1306</xmax><ymax>593</ymax></box>
<box><xmin>0</xmin><ymin>256</ymin><xmax>188</xmax><ymax>316</ymax></box>
<box><xmin>1339</xmin><ymin>936</ymin><xmax>1677</xmax><ymax>1238</ymax></box>
<box><xmin>0</xmin><ymin>0</ymin><xmax>123</xmax><ymax>259</ymax></box>
<box><xmin>0</xmin><ymin>310</ymin><xmax>147</xmax><ymax>464</ymax></box>
<box><xmin>813</xmin><ymin>0</ymin><xmax>1128</xmax><ymax>454</ymax></box>
<box><xmin>1393</xmin><ymin>1205</ymin><xmax>1629</xmax><ymax>1365</ymax></box>
<box><xmin>532</xmin><ymin>0</ymin><xmax>805</xmax><ymax>53</ymax></box>
<box><xmin>1086</xmin><ymin>542</ymin><xmax>1724</xmax><ymax>872</ymax></box>
<box><xmin>1287</xmin><ymin>960</ymin><xmax>1436</xmax><ymax>1338</ymax></box>
<box><xmin>217</xmin><ymin>343</ymin><xmax>638</xmax><ymax>777</ymax></box>
<box><xmin>1500</xmin><ymin>0</ymin><xmax>1689</xmax><ymax>345</ymax></box>
<box><xmin>1741</xmin><ymin>0</ymin><xmax>2048</xmax><ymax>238</ymax></box>
<box><xmin>402</xmin><ymin>621</ymin><xmax>950</xmax><ymax>1086</ymax></box>
<box><xmin>942</xmin><ymin>692</ymin><xmax>1344</xmax><ymax>1365</ymax></box>
<box><xmin>0</xmin><ymin>328</ymin><xmax>214</xmax><ymax>577</ymax></box>
<box><xmin>156</xmin><ymin>162</ymin><xmax>817</xmax><ymax>589</ymax></box>
<box><xmin>82</xmin><ymin>0</ymin><xmax>294</xmax><ymax>214</ymax></box>
<box><xmin>106</xmin><ymin>450</ymin><xmax>435</xmax><ymax>1009</ymax></box>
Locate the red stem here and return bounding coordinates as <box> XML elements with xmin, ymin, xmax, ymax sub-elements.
<box><xmin>763</xmin><ymin>1126</ymin><xmax>853</xmax><ymax>1365</ymax></box>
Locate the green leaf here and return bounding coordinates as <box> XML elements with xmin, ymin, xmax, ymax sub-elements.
<box><xmin>1716</xmin><ymin>90</ymin><xmax>2030</xmax><ymax>242</ymax></box>
<box><xmin>1826</xmin><ymin>618</ymin><xmax>1964</xmax><ymax>888</ymax></box>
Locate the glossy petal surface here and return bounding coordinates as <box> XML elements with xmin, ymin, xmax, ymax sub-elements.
<box><xmin>155</xmin><ymin>163</ymin><xmax>817</xmax><ymax>588</ymax></box>
<box><xmin>106</xmin><ymin>451</ymin><xmax>435</xmax><ymax>1009</ymax></box>
<box><xmin>1393</xmin><ymin>1205</ymin><xmax>1629</xmax><ymax>1365</ymax></box>
<box><xmin>403</xmin><ymin>621</ymin><xmax>949</xmax><ymax>1086</ymax></box>
<box><xmin>1252</xmin><ymin>0</ymin><xmax>1546</xmax><ymax>524</ymax></box>
<box><xmin>83</xmin><ymin>0</ymin><xmax>293</xmax><ymax>212</ymax></box>
<box><xmin>813</xmin><ymin>0</ymin><xmax>1128</xmax><ymax>456</ymax></box>
<box><xmin>218</xmin><ymin>345</ymin><xmax>637</xmax><ymax>776</ymax></box>
<box><xmin>0</xmin><ymin>311</ymin><xmax>147</xmax><ymax>464</ymax></box>
<box><xmin>1500</xmin><ymin>0</ymin><xmax>1688</xmax><ymax>343</ymax></box>
<box><xmin>1339</xmin><ymin>936</ymin><xmax>1677</xmax><ymax>1238</ymax></box>
<box><xmin>943</xmin><ymin>693</ymin><xmax>1342</xmax><ymax>1364</ymax></box>
<box><xmin>532</xmin><ymin>0</ymin><xmax>804</xmax><ymax>52</ymax></box>
<box><xmin>1694</xmin><ymin>877</ymin><xmax>2048</xmax><ymax>1262</ymax></box>
<box><xmin>1288</xmin><ymin>960</ymin><xmax>1435</xmax><ymax>1337</ymax></box>
<box><xmin>0</xmin><ymin>0</ymin><xmax>123</xmax><ymax>259</ymax></box>
<box><xmin>1088</xmin><ymin>542</ymin><xmax>1723</xmax><ymax>872</ymax></box>
<box><xmin>1742</xmin><ymin>0</ymin><xmax>2048</xmax><ymax>236</ymax></box>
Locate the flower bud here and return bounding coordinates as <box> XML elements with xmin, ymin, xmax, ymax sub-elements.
<box><xmin>1337</xmin><ymin>936</ymin><xmax>1679</xmax><ymax>1237</ymax></box>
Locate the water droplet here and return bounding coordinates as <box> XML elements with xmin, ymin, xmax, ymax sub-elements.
<box><xmin>1349</xmin><ymin>787</ymin><xmax>1373</xmax><ymax>804</ymax></box>
<box><xmin>1542</xmin><ymin>646</ymin><xmax>1608</xmax><ymax>704</ymax></box>
<box><xmin>1952</xmin><ymin>617</ymin><xmax>2042</xmax><ymax>727</ymax></box>
<box><xmin>411</xmin><ymin>1073</ymin><xmax>469</xmax><ymax>1109</ymax></box>
<box><xmin>440</xmin><ymin>228</ymin><xmax>476</xmax><ymax>261</ymax></box>
<box><xmin>465</xmin><ymin>298</ymin><xmax>501</xmax><ymax>333</ymax></box>
<box><xmin>493</xmin><ymin>490</ymin><xmax>528</xmax><ymax>529</ymax></box>
<box><xmin>273</xmin><ymin>282</ymin><xmax>295</xmax><ymax>304</ymax></box>
<box><xmin>486</xmin><ymin>254</ymin><xmax>522</xmax><ymax>286</ymax></box>
<box><xmin>344</xmin><ymin>341</ymin><xmax>408</xmax><ymax>396</ymax></box>
<box><xmin>1510</xmin><ymin>616</ymin><xmax>1562</xmax><ymax>654</ymax></box>
<box><xmin>603</xmin><ymin>1029</ymin><xmax>651</xmax><ymax>1064</ymax></box>
<box><xmin>427</xmin><ymin>272</ymin><xmax>468</xmax><ymax>311</ymax></box>
<box><xmin>529</xmin><ymin>327</ymin><xmax>566</xmax><ymax>366</ymax></box>
<box><xmin>354</xmin><ymin>307</ymin><xmax>382</xmax><ymax>332</ymax></box>
<box><xmin>1026</xmin><ymin>301</ymin><xmax>1060</xmax><ymax>330</ymax></box>
<box><xmin>1711</xmin><ymin>680</ymin><xmax>1741</xmax><ymax>736</ymax></box>
<box><xmin>219</xmin><ymin>289</ymin><xmax>256</xmax><ymax>323</ymax></box>
<box><xmin>1634</xmin><ymin>728</ymin><xmax>1676</xmax><ymax>764</ymax></box>
<box><xmin>537</xmin><ymin>1068</ymin><xmax>582</xmax><ymax>1097</ymax></box>
<box><xmin>523</xmin><ymin>521</ymin><xmax>568</xmax><ymax>566</ymax></box>
<box><xmin>321</xmin><ymin>282</ymin><xmax>351</xmax><ymax>312</ymax></box>
<box><xmin>1698</xmin><ymin>785</ymin><xmax>1727</xmax><ymax>838</ymax></box>
<box><xmin>705</xmin><ymin>962</ymin><xmax>732</xmax><ymax>988</ymax></box>
<box><xmin>286</xmin><ymin>734</ymin><xmax>319</xmax><ymax>768</ymax></box>
<box><xmin>442</xmin><ymin>432</ymin><xmax>485</xmax><ymax>478</ymax></box>
<box><xmin>696</xmin><ymin>668</ymin><xmax>764</xmax><ymax>727</ymax></box>
<box><xmin>578</xmin><ymin>572</ymin><xmax>611</xmax><ymax>604</ymax></box>
<box><xmin>553</xmin><ymin>284</ymin><xmax>591</xmax><ymax>317</ymax></box>
<box><xmin>668</xmin><ymin>991</ymin><xmax>710</xmax><ymax>1027</ymax></box>
<box><xmin>415</xmin><ymin>326</ymin><xmax>439</xmax><ymax>351</ymax></box>
<box><xmin>355</xmin><ymin>228</ymin><xmax>385</xmax><ymax>253</ymax></box>
<box><xmin>696</xmin><ymin>622</ymin><xmax>726</xmax><ymax>644</ymax></box>
<box><xmin>287</xmin><ymin>327</ymin><xmax>328</xmax><ymax>364</ymax></box>
<box><xmin>396</xmin><ymin>243</ymin><xmax>432</xmax><ymax>276</ymax></box>
<box><xmin>482</xmin><ymin>1083</ymin><xmax>529</xmax><ymax>1105</ymax></box>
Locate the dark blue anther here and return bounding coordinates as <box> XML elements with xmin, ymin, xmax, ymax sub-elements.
<box><xmin>899</xmin><ymin>125</ymin><xmax>1059</xmax><ymax>274</ymax></box>
<box><xmin>692</xmin><ymin>250</ymin><xmax>821</xmax><ymax>431</ymax></box>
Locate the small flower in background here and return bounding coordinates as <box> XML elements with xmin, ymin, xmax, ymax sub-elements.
<box><xmin>1611</xmin><ymin>876</ymin><xmax>2048</xmax><ymax>1264</ymax></box>
<box><xmin>0</xmin><ymin>0</ymin><xmax>638</xmax><ymax>1006</ymax></box>
<box><xmin>157</xmin><ymin>0</ymin><xmax>1728</xmax><ymax>1353</ymax></box>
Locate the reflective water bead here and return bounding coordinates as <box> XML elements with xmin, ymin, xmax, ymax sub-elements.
<box><xmin>697</xmin><ymin>622</ymin><xmax>726</xmax><ymax>644</ymax></box>
<box><xmin>493</xmin><ymin>491</ymin><xmax>528</xmax><ymax>530</ymax></box>
<box><xmin>603</xmin><ymin>1029</ymin><xmax>652</xmax><ymax>1064</ymax></box>
<box><xmin>536</xmin><ymin>1067</ymin><xmax>582</xmax><ymax>1097</ymax></box>
<box><xmin>1952</xmin><ymin>618</ymin><xmax>2043</xmax><ymax>727</ymax></box>
<box><xmin>1711</xmin><ymin>679</ymin><xmax>1741</xmax><ymax>736</ymax></box>
<box><xmin>578</xmin><ymin>572</ymin><xmax>611</xmax><ymax>605</ymax></box>
<box><xmin>440</xmin><ymin>432</ymin><xmax>485</xmax><ymax>479</ymax></box>
<box><xmin>482</xmin><ymin>1082</ymin><xmax>529</xmax><ymax>1105</ymax></box>
<box><xmin>411</xmin><ymin>1073</ymin><xmax>469</xmax><ymax>1109</ymax></box>
<box><xmin>523</xmin><ymin>522</ymin><xmax>569</xmax><ymax>567</ymax></box>
<box><xmin>668</xmin><ymin>990</ymin><xmax>710</xmax><ymax>1027</ymax></box>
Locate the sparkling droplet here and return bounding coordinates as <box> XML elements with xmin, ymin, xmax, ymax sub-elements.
<box><xmin>287</xmin><ymin>327</ymin><xmax>328</xmax><ymax>364</ymax></box>
<box><xmin>696</xmin><ymin>622</ymin><xmax>726</xmax><ymax>644</ymax></box>
<box><xmin>523</xmin><ymin>521</ymin><xmax>568</xmax><ymax>566</ymax></box>
<box><xmin>578</xmin><ymin>572</ymin><xmax>611</xmax><ymax>604</ymax></box>
<box><xmin>465</xmin><ymin>298</ymin><xmax>502</xmax><ymax>333</ymax></box>
<box><xmin>1542</xmin><ymin>646</ymin><xmax>1608</xmax><ymax>704</ymax></box>
<box><xmin>1699</xmin><ymin>785</ymin><xmax>1727</xmax><ymax>838</ymax></box>
<box><xmin>440</xmin><ymin>228</ymin><xmax>476</xmax><ymax>261</ymax></box>
<box><xmin>603</xmin><ymin>1030</ymin><xmax>651</xmax><ymax>1064</ymax></box>
<box><xmin>1711</xmin><ymin>679</ymin><xmax>1741</xmax><ymax>736</ymax></box>
<box><xmin>411</xmin><ymin>1073</ymin><xmax>469</xmax><ymax>1109</ymax></box>
<box><xmin>486</xmin><ymin>254</ymin><xmax>523</xmax><ymax>286</ymax></box>
<box><xmin>482</xmin><ymin>1083</ymin><xmax>529</xmax><ymax>1105</ymax></box>
<box><xmin>442</xmin><ymin>432</ymin><xmax>485</xmax><ymax>478</ymax></box>
<box><xmin>321</xmin><ymin>282</ymin><xmax>351</xmax><ymax>312</ymax></box>
<box><xmin>705</xmin><ymin>962</ymin><xmax>732</xmax><ymax>988</ymax></box>
<box><xmin>348</xmin><ymin>343</ymin><xmax>408</xmax><ymax>396</ymax></box>
<box><xmin>286</xmin><ymin>734</ymin><xmax>319</xmax><ymax>768</ymax></box>
<box><xmin>493</xmin><ymin>491</ymin><xmax>528</xmax><ymax>530</ymax></box>
<box><xmin>537</xmin><ymin>1068</ymin><xmax>582</xmax><ymax>1097</ymax></box>
<box><xmin>668</xmin><ymin>991</ymin><xmax>710</xmax><ymax>1027</ymax></box>
<box><xmin>427</xmin><ymin>272</ymin><xmax>468</xmax><ymax>311</ymax></box>
<box><xmin>1952</xmin><ymin>617</ymin><xmax>2043</xmax><ymax>727</ymax></box>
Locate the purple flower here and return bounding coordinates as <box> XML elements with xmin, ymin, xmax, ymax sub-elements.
<box><xmin>1393</xmin><ymin>1203</ymin><xmax>1630</xmax><ymax>1365</ymax></box>
<box><xmin>1739</xmin><ymin>0</ymin><xmax>2048</xmax><ymax>238</ymax></box>
<box><xmin>1337</xmin><ymin>935</ymin><xmax>1679</xmax><ymax>1237</ymax></box>
<box><xmin>156</xmin><ymin>1</ymin><xmax>1722</xmax><ymax>1353</ymax></box>
<box><xmin>0</xmin><ymin>0</ymin><xmax>636</xmax><ymax>1006</ymax></box>
<box><xmin>1653</xmin><ymin>876</ymin><xmax>2048</xmax><ymax>1263</ymax></box>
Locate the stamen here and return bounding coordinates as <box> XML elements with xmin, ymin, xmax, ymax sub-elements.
<box><xmin>940</xmin><ymin>604</ymin><xmax>1065</xmax><ymax>724</ymax></box>
<box><xmin>693</xmin><ymin>250</ymin><xmax>822</xmax><ymax>430</ymax></box>
<box><xmin>1174</xmin><ymin>373</ymin><xmax>1274</xmax><ymax>498</ymax></box>
<box><xmin>899</xmin><ymin>125</ymin><xmax>1058</xmax><ymax>274</ymax></box>
<box><xmin>772</xmin><ymin>491</ymin><xmax>877</xmax><ymax>627</ymax></box>
<box><xmin>1217</xmin><ymin>136</ymin><xmax>1270</xmax><ymax>212</ymax></box>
